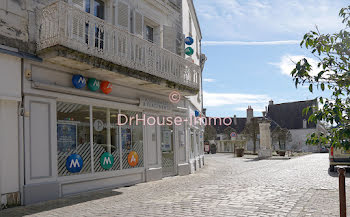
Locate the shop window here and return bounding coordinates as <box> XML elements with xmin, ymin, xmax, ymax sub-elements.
<box><xmin>57</xmin><ymin>102</ymin><xmax>91</xmax><ymax>176</ymax></box>
<box><xmin>121</xmin><ymin>110</ymin><xmax>144</xmax><ymax>169</ymax></box>
<box><xmin>93</xmin><ymin>107</ymin><xmax>120</xmax><ymax>172</ymax></box>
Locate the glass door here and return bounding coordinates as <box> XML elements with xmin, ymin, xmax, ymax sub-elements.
<box><xmin>161</xmin><ymin>122</ymin><xmax>175</xmax><ymax>177</ymax></box>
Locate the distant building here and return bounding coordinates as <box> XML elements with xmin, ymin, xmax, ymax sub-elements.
<box><xmin>206</xmin><ymin>99</ymin><xmax>327</xmax><ymax>153</ymax></box>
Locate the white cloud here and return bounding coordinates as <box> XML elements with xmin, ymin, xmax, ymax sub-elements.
<box><xmin>269</xmin><ymin>55</ymin><xmax>321</xmax><ymax>76</ymax></box>
<box><xmin>203</xmin><ymin>78</ymin><xmax>216</xmax><ymax>82</ymax></box>
<box><xmin>194</xmin><ymin>0</ymin><xmax>344</xmax><ymax>41</ymax></box>
<box><xmin>202</xmin><ymin>40</ymin><xmax>300</xmax><ymax>46</ymax></box>
<box><xmin>203</xmin><ymin>91</ymin><xmax>270</xmax><ymax>107</ymax></box>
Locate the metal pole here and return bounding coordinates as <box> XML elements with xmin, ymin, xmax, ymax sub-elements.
<box><xmin>338</xmin><ymin>167</ymin><xmax>346</xmax><ymax>217</ymax></box>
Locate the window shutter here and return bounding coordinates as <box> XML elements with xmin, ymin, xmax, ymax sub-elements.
<box><xmin>134</xmin><ymin>11</ymin><xmax>143</xmax><ymax>37</ymax></box>
<box><xmin>72</xmin><ymin>0</ymin><xmax>85</xmax><ymax>10</ymax></box>
<box><xmin>153</xmin><ymin>26</ymin><xmax>161</xmax><ymax>46</ymax></box>
<box><xmin>117</xmin><ymin>1</ymin><xmax>129</xmax><ymax>30</ymax></box>
<box><xmin>176</xmin><ymin>32</ymin><xmax>185</xmax><ymax>57</ymax></box>
<box><xmin>163</xmin><ymin>25</ymin><xmax>176</xmax><ymax>53</ymax></box>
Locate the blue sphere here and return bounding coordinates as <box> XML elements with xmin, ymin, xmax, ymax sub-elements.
<box><xmin>72</xmin><ymin>74</ymin><xmax>86</xmax><ymax>89</ymax></box>
<box><xmin>184</xmin><ymin>37</ymin><xmax>194</xmax><ymax>45</ymax></box>
<box><xmin>195</xmin><ymin>110</ymin><xmax>200</xmax><ymax>117</ymax></box>
<box><xmin>66</xmin><ymin>154</ymin><xmax>83</xmax><ymax>173</ymax></box>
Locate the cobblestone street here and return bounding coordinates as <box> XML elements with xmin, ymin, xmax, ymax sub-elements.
<box><xmin>2</xmin><ymin>153</ymin><xmax>348</xmax><ymax>217</ymax></box>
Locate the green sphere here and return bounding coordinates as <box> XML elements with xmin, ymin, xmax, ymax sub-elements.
<box><xmin>185</xmin><ymin>47</ymin><xmax>194</xmax><ymax>56</ymax></box>
<box><xmin>100</xmin><ymin>152</ymin><xmax>114</xmax><ymax>170</ymax></box>
<box><xmin>87</xmin><ymin>78</ymin><xmax>100</xmax><ymax>92</ymax></box>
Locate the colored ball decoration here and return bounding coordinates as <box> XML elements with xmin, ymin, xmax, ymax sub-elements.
<box><xmin>72</xmin><ymin>74</ymin><xmax>86</xmax><ymax>89</ymax></box>
<box><xmin>185</xmin><ymin>47</ymin><xmax>194</xmax><ymax>56</ymax></box>
<box><xmin>87</xmin><ymin>78</ymin><xmax>100</xmax><ymax>92</ymax></box>
<box><xmin>100</xmin><ymin>81</ymin><xmax>112</xmax><ymax>94</ymax></box>
<box><xmin>184</xmin><ymin>36</ymin><xmax>194</xmax><ymax>45</ymax></box>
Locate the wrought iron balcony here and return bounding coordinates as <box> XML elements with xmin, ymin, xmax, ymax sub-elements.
<box><xmin>37</xmin><ymin>1</ymin><xmax>200</xmax><ymax>91</ymax></box>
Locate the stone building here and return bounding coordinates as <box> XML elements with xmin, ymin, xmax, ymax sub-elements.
<box><xmin>0</xmin><ymin>0</ymin><xmax>205</xmax><ymax>207</ymax></box>
<box><xmin>207</xmin><ymin>99</ymin><xmax>327</xmax><ymax>153</ymax></box>
<box><xmin>265</xmin><ymin>99</ymin><xmax>327</xmax><ymax>152</ymax></box>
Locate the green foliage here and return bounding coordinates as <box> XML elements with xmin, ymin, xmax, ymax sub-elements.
<box><xmin>271</xmin><ymin>127</ymin><xmax>292</xmax><ymax>150</ymax></box>
<box><xmin>243</xmin><ymin>118</ymin><xmax>260</xmax><ymax>153</ymax></box>
<box><xmin>204</xmin><ymin>125</ymin><xmax>217</xmax><ymax>141</ymax></box>
<box><xmin>223</xmin><ymin>126</ymin><xmax>235</xmax><ymax>139</ymax></box>
<box><xmin>291</xmin><ymin>5</ymin><xmax>350</xmax><ymax>149</ymax></box>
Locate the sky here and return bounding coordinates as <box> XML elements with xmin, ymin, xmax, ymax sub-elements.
<box><xmin>193</xmin><ymin>0</ymin><xmax>347</xmax><ymax>118</ymax></box>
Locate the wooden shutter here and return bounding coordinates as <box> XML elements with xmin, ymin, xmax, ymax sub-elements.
<box><xmin>134</xmin><ymin>11</ymin><xmax>143</xmax><ymax>37</ymax></box>
<box><xmin>163</xmin><ymin>25</ymin><xmax>176</xmax><ymax>53</ymax></box>
<box><xmin>117</xmin><ymin>1</ymin><xmax>129</xmax><ymax>30</ymax></box>
<box><xmin>154</xmin><ymin>26</ymin><xmax>161</xmax><ymax>46</ymax></box>
<box><xmin>176</xmin><ymin>32</ymin><xmax>185</xmax><ymax>57</ymax></box>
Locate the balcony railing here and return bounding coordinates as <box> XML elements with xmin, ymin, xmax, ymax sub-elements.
<box><xmin>36</xmin><ymin>1</ymin><xmax>200</xmax><ymax>89</ymax></box>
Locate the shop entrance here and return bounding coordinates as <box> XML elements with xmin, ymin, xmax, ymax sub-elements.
<box><xmin>161</xmin><ymin>124</ymin><xmax>176</xmax><ymax>177</ymax></box>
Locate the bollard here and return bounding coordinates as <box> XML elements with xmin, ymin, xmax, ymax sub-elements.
<box><xmin>338</xmin><ymin>167</ymin><xmax>346</xmax><ymax>217</ymax></box>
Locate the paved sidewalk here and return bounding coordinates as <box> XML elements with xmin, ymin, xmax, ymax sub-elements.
<box><xmin>1</xmin><ymin>153</ymin><xmax>348</xmax><ymax>216</ymax></box>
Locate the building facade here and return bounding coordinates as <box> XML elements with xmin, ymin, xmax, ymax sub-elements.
<box><xmin>208</xmin><ymin>99</ymin><xmax>327</xmax><ymax>154</ymax></box>
<box><xmin>0</xmin><ymin>0</ymin><xmax>205</xmax><ymax>207</ymax></box>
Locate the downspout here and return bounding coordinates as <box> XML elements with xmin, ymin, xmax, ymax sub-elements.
<box><xmin>18</xmin><ymin>58</ymin><xmax>25</xmax><ymax>205</ymax></box>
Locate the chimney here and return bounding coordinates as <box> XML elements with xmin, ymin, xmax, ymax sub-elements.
<box><xmin>233</xmin><ymin>115</ymin><xmax>237</xmax><ymax>125</ymax></box>
<box><xmin>246</xmin><ymin>106</ymin><xmax>253</xmax><ymax>123</ymax></box>
<box><xmin>269</xmin><ymin>100</ymin><xmax>274</xmax><ymax>105</ymax></box>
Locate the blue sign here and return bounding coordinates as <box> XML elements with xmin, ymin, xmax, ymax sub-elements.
<box><xmin>66</xmin><ymin>154</ymin><xmax>83</xmax><ymax>173</ymax></box>
<box><xmin>72</xmin><ymin>74</ymin><xmax>86</xmax><ymax>89</ymax></box>
<box><xmin>57</xmin><ymin>123</ymin><xmax>77</xmax><ymax>152</ymax></box>
<box><xmin>195</xmin><ymin>110</ymin><xmax>200</xmax><ymax>117</ymax></box>
<box><xmin>184</xmin><ymin>37</ymin><xmax>194</xmax><ymax>45</ymax></box>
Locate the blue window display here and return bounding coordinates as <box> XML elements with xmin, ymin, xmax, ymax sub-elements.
<box><xmin>57</xmin><ymin>122</ymin><xmax>77</xmax><ymax>152</ymax></box>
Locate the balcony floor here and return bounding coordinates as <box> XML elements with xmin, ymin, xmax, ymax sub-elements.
<box><xmin>38</xmin><ymin>45</ymin><xmax>199</xmax><ymax>97</ymax></box>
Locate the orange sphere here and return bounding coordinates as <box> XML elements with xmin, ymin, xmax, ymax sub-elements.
<box><xmin>100</xmin><ymin>81</ymin><xmax>112</xmax><ymax>94</ymax></box>
<box><xmin>128</xmin><ymin>151</ymin><xmax>139</xmax><ymax>167</ymax></box>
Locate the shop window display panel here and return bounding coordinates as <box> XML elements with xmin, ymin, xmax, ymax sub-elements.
<box><xmin>120</xmin><ymin>111</ymin><xmax>144</xmax><ymax>169</ymax></box>
<box><xmin>93</xmin><ymin>107</ymin><xmax>120</xmax><ymax>172</ymax></box>
<box><xmin>57</xmin><ymin>102</ymin><xmax>91</xmax><ymax>176</ymax></box>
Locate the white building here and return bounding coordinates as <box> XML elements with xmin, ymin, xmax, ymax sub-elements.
<box><xmin>0</xmin><ymin>0</ymin><xmax>205</xmax><ymax>206</ymax></box>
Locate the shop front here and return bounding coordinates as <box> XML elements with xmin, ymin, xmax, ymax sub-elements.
<box><xmin>21</xmin><ymin>60</ymin><xmax>189</xmax><ymax>204</ymax></box>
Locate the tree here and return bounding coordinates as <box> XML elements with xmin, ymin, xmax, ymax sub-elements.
<box><xmin>272</xmin><ymin>127</ymin><xmax>292</xmax><ymax>150</ymax></box>
<box><xmin>243</xmin><ymin>118</ymin><xmax>260</xmax><ymax>153</ymax></box>
<box><xmin>223</xmin><ymin>126</ymin><xmax>235</xmax><ymax>140</ymax></box>
<box><xmin>204</xmin><ymin>125</ymin><xmax>217</xmax><ymax>141</ymax></box>
<box><xmin>291</xmin><ymin>5</ymin><xmax>350</xmax><ymax>149</ymax></box>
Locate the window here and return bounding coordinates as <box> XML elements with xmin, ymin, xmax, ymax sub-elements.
<box><xmin>57</xmin><ymin>102</ymin><xmax>91</xmax><ymax>176</ymax></box>
<box><xmin>145</xmin><ymin>25</ymin><xmax>154</xmax><ymax>43</ymax></box>
<box><xmin>57</xmin><ymin>102</ymin><xmax>144</xmax><ymax>177</ymax></box>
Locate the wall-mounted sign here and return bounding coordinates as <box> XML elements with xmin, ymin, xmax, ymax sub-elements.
<box><xmin>185</xmin><ymin>47</ymin><xmax>194</xmax><ymax>56</ymax></box>
<box><xmin>100</xmin><ymin>152</ymin><xmax>114</xmax><ymax>170</ymax></box>
<box><xmin>100</xmin><ymin>81</ymin><xmax>112</xmax><ymax>94</ymax></box>
<box><xmin>139</xmin><ymin>97</ymin><xmax>173</xmax><ymax>111</ymax></box>
<box><xmin>230</xmin><ymin>132</ymin><xmax>237</xmax><ymax>138</ymax></box>
<box><xmin>57</xmin><ymin>122</ymin><xmax>77</xmax><ymax>152</ymax></box>
<box><xmin>184</xmin><ymin>37</ymin><xmax>194</xmax><ymax>45</ymax></box>
<box><xmin>128</xmin><ymin>151</ymin><xmax>139</xmax><ymax>167</ymax></box>
<box><xmin>87</xmin><ymin>78</ymin><xmax>100</xmax><ymax>92</ymax></box>
<box><xmin>195</xmin><ymin>110</ymin><xmax>200</xmax><ymax>117</ymax></box>
<box><xmin>66</xmin><ymin>154</ymin><xmax>83</xmax><ymax>173</ymax></box>
<box><xmin>72</xmin><ymin>74</ymin><xmax>86</xmax><ymax>89</ymax></box>
<box><xmin>93</xmin><ymin>119</ymin><xmax>104</xmax><ymax>132</ymax></box>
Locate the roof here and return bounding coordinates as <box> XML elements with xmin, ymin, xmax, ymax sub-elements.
<box><xmin>208</xmin><ymin>117</ymin><xmax>264</xmax><ymax>134</ymax></box>
<box><xmin>266</xmin><ymin>99</ymin><xmax>317</xmax><ymax>130</ymax></box>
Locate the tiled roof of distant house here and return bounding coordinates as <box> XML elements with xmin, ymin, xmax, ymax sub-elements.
<box><xmin>208</xmin><ymin>117</ymin><xmax>264</xmax><ymax>134</ymax></box>
<box><xmin>266</xmin><ymin>99</ymin><xmax>317</xmax><ymax>130</ymax></box>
